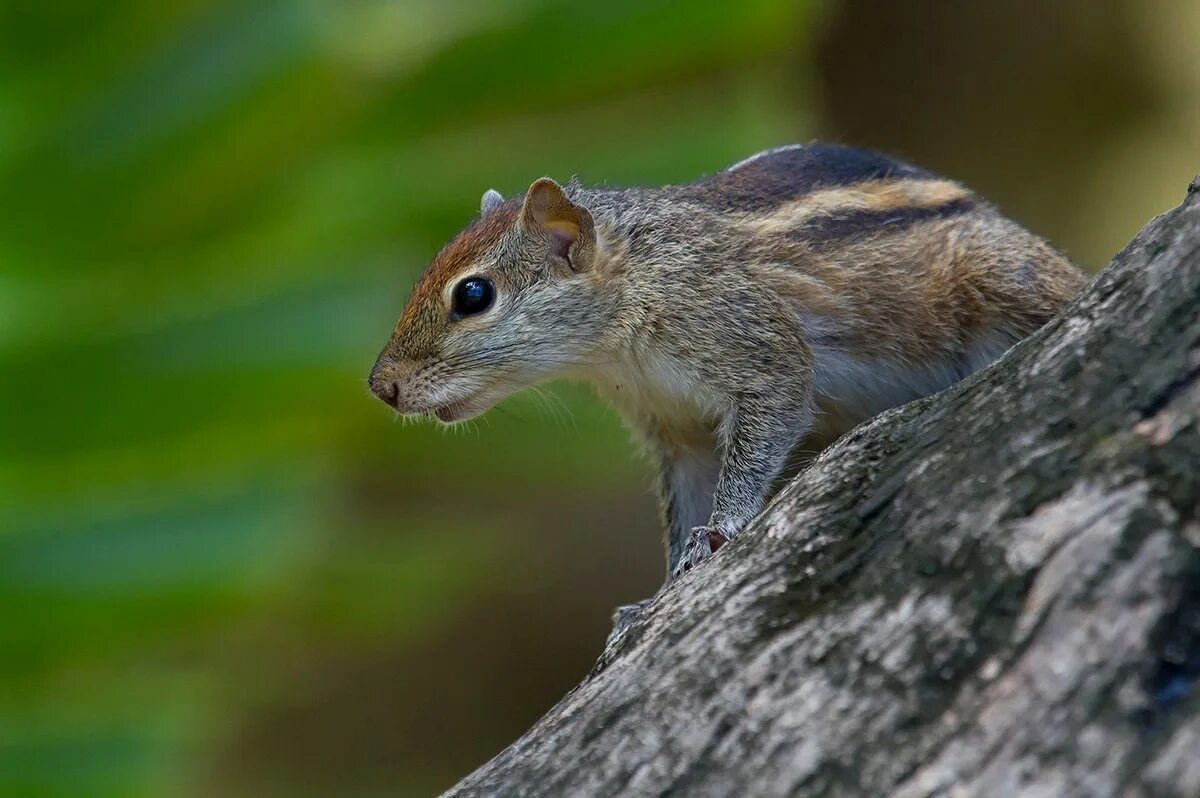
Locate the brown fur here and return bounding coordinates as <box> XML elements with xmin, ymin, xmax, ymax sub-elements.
<box><xmin>394</xmin><ymin>200</ymin><xmax>521</xmax><ymax>359</ymax></box>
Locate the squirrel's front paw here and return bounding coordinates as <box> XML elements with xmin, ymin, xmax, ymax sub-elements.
<box><xmin>671</xmin><ymin>526</ymin><xmax>730</xmax><ymax>579</ymax></box>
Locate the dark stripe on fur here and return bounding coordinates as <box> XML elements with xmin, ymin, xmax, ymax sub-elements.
<box><xmin>792</xmin><ymin>196</ymin><xmax>978</xmax><ymax>245</ymax></box>
<box><xmin>677</xmin><ymin>144</ymin><xmax>934</xmax><ymax>212</ymax></box>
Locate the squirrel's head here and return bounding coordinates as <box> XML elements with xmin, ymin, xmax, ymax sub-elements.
<box><xmin>369</xmin><ymin>178</ymin><xmax>610</xmax><ymax>423</ymax></box>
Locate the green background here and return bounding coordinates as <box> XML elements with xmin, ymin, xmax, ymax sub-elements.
<box><xmin>2</xmin><ymin>1</ymin><xmax>1197</xmax><ymax>795</ymax></box>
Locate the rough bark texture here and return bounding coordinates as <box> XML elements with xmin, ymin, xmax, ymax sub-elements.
<box><xmin>447</xmin><ymin>181</ymin><xmax>1200</xmax><ymax>798</ymax></box>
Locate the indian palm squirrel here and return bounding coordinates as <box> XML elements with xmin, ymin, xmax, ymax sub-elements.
<box><xmin>369</xmin><ymin>144</ymin><xmax>1086</xmax><ymax>640</ymax></box>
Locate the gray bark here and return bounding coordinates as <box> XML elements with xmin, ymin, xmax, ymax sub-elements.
<box><xmin>447</xmin><ymin>179</ymin><xmax>1200</xmax><ymax>798</ymax></box>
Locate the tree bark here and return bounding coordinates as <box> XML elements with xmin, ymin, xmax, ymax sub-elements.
<box><xmin>447</xmin><ymin>180</ymin><xmax>1200</xmax><ymax>798</ymax></box>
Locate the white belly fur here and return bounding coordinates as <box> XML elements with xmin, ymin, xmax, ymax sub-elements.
<box><xmin>810</xmin><ymin>332</ymin><xmax>1015</xmax><ymax>437</ymax></box>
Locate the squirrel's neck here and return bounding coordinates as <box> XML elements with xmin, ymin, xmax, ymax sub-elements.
<box><xmin>571</xmin><ymin>184</ymin><xmax>726</xmax><ymax>276</ymax></box>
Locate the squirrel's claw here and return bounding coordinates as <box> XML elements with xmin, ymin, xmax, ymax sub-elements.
<box><xmin>672</xmin><ymin>526</ymin><xmax>729</xmax><ymax>579</ymax></box>
<box><xmin>606</xmin><ymin>598</ymin><xmax>654</xmax><ymax>647</ymax></box>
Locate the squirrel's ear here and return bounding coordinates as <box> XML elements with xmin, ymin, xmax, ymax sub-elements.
<box><xmin>480</xmin><ymin>188</ymin><xmax>504</xmax><ymax>216</ymax></box>
<box><xmin>520</xmin><ymin>178</ymin><xmax>595</xmax><ymax>270</ymax></box>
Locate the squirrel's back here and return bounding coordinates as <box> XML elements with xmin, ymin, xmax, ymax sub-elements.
<box><xmin>675</xmin><ymin>143</ymin><xmax>936</xmax><ymax>212</ymax></box>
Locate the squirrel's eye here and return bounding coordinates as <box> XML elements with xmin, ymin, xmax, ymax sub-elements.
<box><xmin>452</xmin><ymin>277</ymin><xmax>494</xmax><ymax>317</ymax></box>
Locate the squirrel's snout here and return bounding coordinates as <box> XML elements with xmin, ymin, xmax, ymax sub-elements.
<box><xmin>370</xmin><ymin>376</ymin><xmax>400</xmax><ymax>409</ymax></box>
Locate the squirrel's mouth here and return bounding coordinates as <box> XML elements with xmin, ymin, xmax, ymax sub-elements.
<box><xmin>432</xmin><ymin>396</ymin><xmax>487</xmax><ymax>424</ymax></box>
<box><xmin>433</xmin><ymin>403</ymin><xmax>467</xmax><ymax>423</ymax></box>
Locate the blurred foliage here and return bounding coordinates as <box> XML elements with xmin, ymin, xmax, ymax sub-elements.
<box><xmin>0</xmin><ymin>1</ymin><xmax>816</xmax><ymax>795</ymax></box>
<box><xmin>3</xmin><ymin>0</ymin><xmax>1198</xmax><ymax>795</ymax></box>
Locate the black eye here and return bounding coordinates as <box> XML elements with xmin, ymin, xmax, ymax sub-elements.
<box><xmin>452</xmin><ymin>277</ymin><xmax>494</xmax><ymax>317</ymax></box>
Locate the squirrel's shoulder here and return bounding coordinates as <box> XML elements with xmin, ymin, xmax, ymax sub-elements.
<box><xmin>670</xmin><ymin>143</ymin><xmax>941</xmax><ymax>212</ymax></box>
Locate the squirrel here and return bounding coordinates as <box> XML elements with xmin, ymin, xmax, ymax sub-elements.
<box><xmin>368</xmin><ymin>143</ymin><xmax>1086</xmax><ymax>640</ymax></box>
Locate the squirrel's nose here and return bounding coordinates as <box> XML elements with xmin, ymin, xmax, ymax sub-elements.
<box><xmin>368</xmin><ymin>363</ymin><xmax>402</xmax><ymax>409</ymax></box>
<box><xmin>371</xmin><ymin>378</ymin><xmax>400</xmax><ymax>408</ymax></box>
